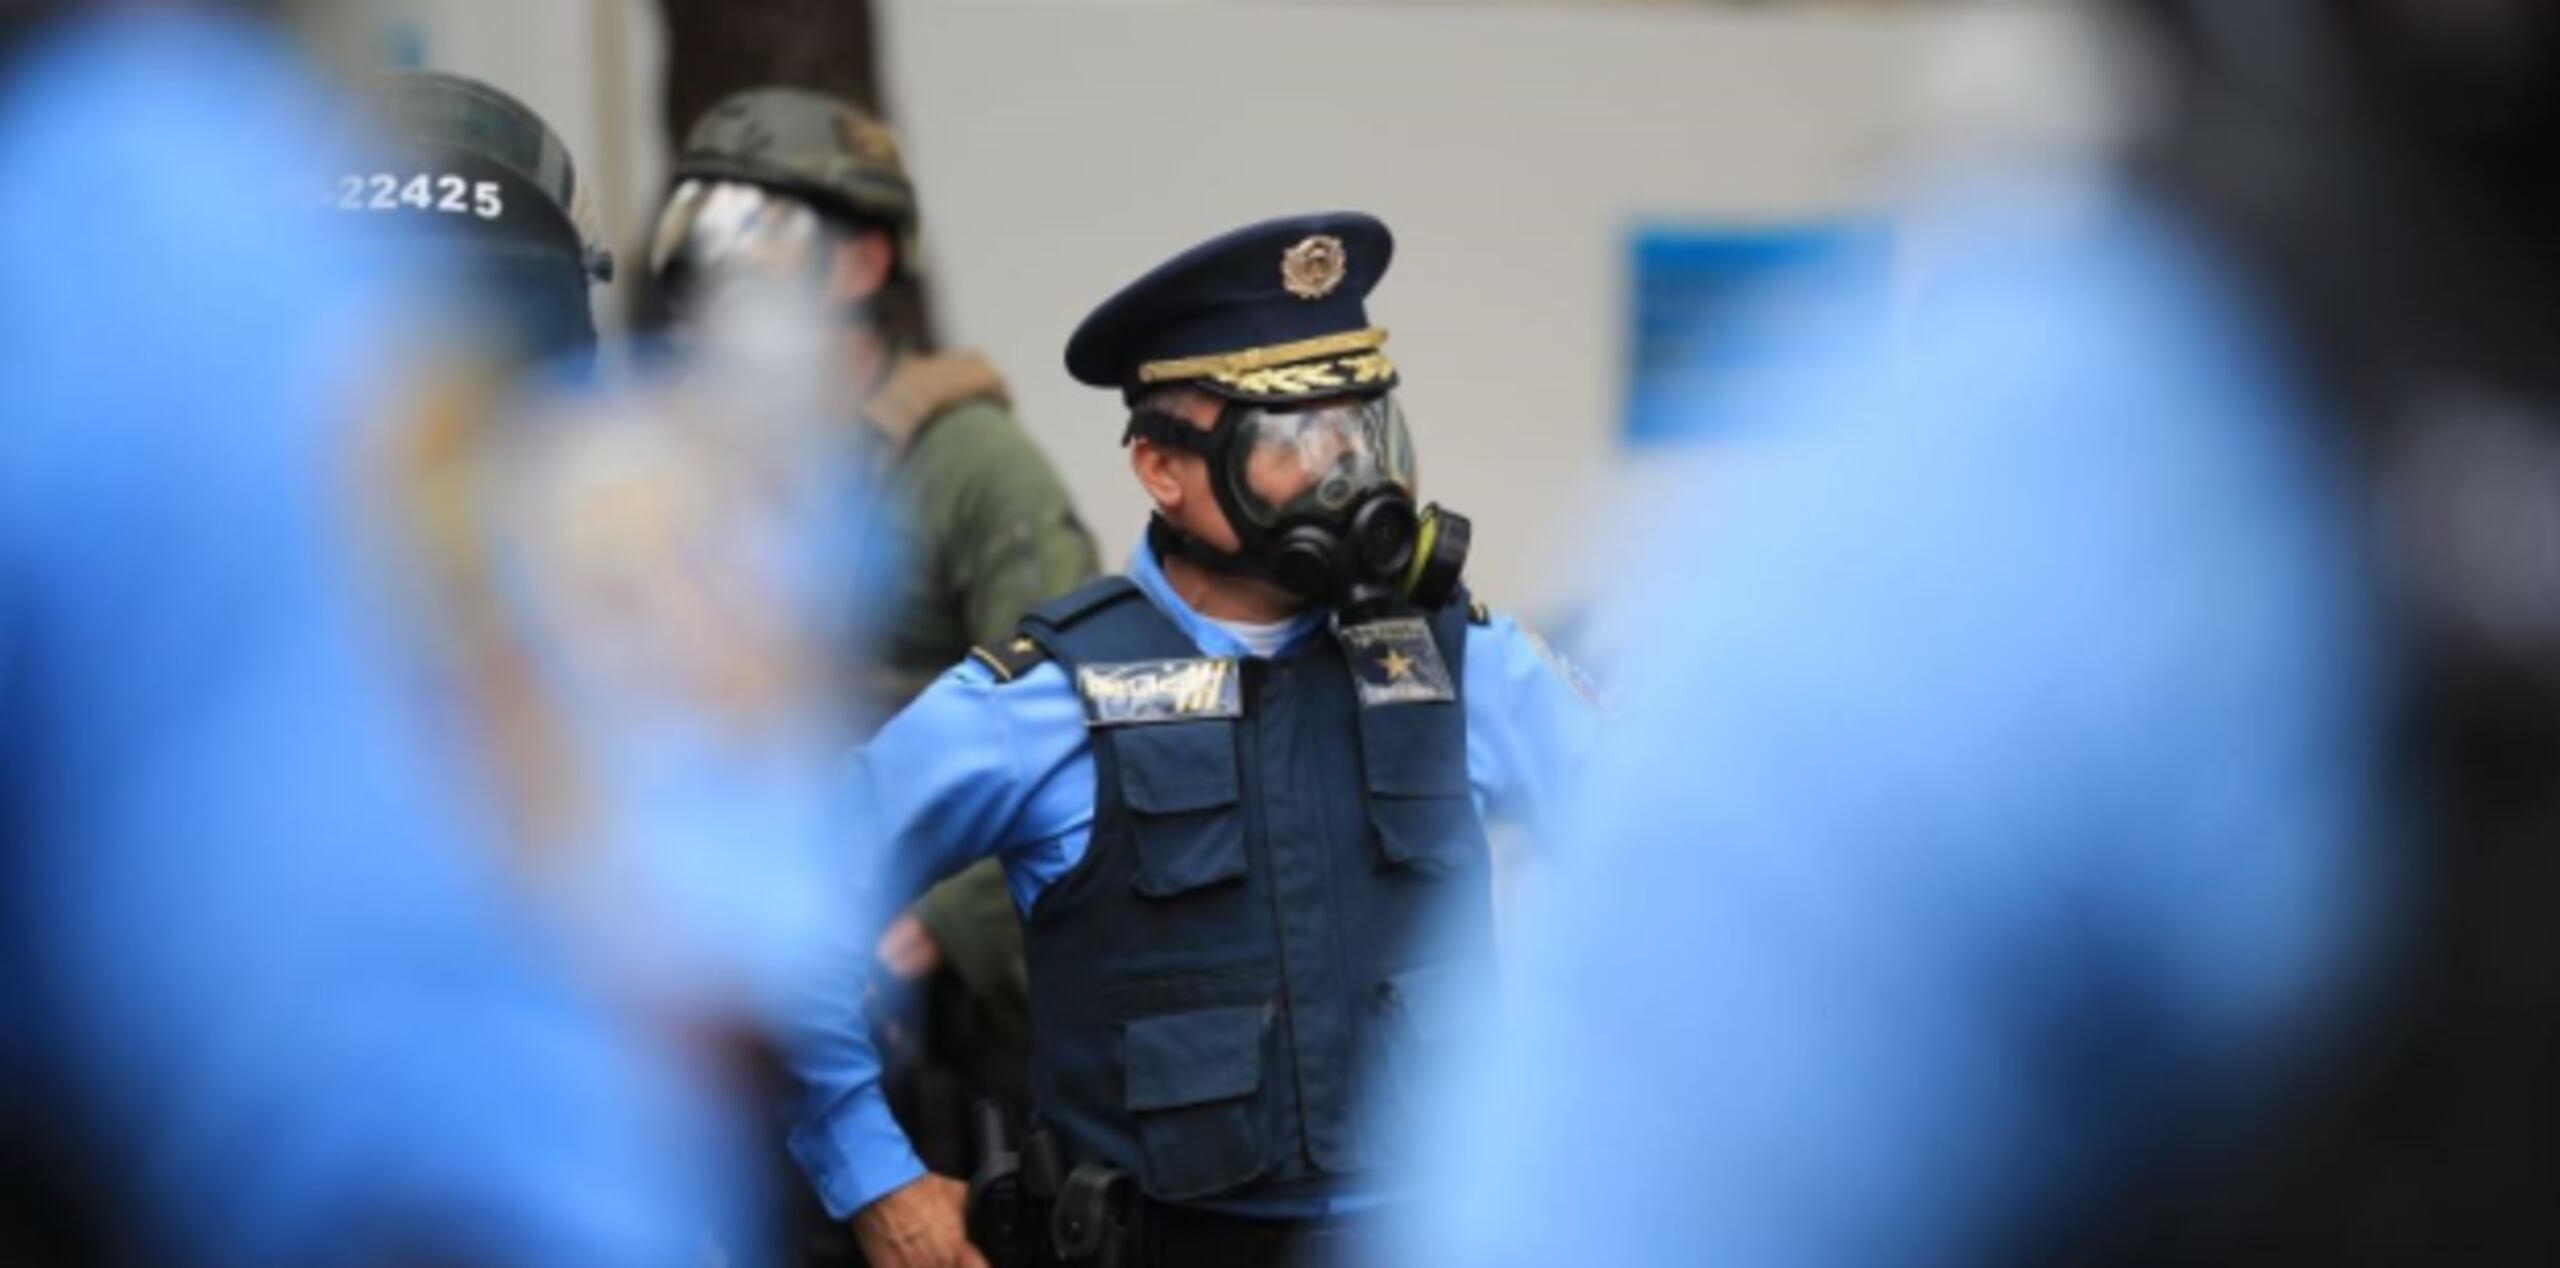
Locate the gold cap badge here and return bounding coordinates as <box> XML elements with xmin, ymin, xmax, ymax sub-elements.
<box><xmin>1281</xmin><ymin>235</ymin><xmax>1347</xmax><ymax>300</ymax></box>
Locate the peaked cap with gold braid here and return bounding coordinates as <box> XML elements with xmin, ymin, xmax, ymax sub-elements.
<box><xmin>1064</xmin><ymin>212</ymin><xmax>1399</xmax><ymax>405</ymax></box>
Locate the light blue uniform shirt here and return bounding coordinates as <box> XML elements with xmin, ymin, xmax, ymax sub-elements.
<box><xmin>788</xmin><ymin>537</ymin><xmax>1599</xmax><ymax>1217</ymax></box>
<box><xmin>1365</xmin><ymin>177</ymin><xmax>2386</xmax><ymax>1267</ymax></box>
<box><xmin>0</xmin><ymin>16</ymin><xmax>743</xmax><ymax>1265</ymax></box>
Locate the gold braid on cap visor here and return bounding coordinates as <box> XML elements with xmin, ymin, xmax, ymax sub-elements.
<box><xmin>1136</xmin><ymin>329</ymin><xmax>1395</xmax><ymax>397</ymax></box>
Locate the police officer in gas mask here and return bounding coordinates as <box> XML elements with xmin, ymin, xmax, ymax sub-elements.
<box><xmin>779</xmin><ymin>213</ymin><xmax>1600</xmax><ymax>1268</ymax></box>
<box><xmin>348</xmin><ymin>71</ymin><xmax>612</xmax><ymax>372</ymax></box>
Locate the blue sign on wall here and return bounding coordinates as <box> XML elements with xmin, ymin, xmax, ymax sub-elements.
<box><xmin>1622</xmin><ymin>222</ymin><xmax>1884</xmax><ymax>447</ymax></box>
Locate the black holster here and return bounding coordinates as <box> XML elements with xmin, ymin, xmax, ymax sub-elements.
<box><xmin>965</xmin><ymin>1100</ymin><xmax>1144</xmax><ymax>1268</ymax></box>
<box><xmin>1049</xmin><ymin>1161</ymin><xmax>1141</xmax><ymax>1267</ymax></box>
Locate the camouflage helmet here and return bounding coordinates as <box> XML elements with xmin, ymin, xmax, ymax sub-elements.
<box><xmin>671</xmin><ymin>87</ymin><xmax>918</xmax><ymax>244</ymax></box>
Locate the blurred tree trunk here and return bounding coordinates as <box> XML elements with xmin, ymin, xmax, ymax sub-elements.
<box><xmin>658</xmin><ymin>0</ymin><xmax>883</xmax><ymax>147</ymax></box>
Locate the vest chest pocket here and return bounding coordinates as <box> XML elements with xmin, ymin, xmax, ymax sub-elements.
<box><xmin>1357</xmin><ymin>700</ymin><xmax>1484</xmax><ymax>876</ymax></box>
<box><xmin>1120</xmin><ymin>1003</ymin><xmax>1273</xmax><ymax>1200</ymax></box>
<box><xmin>1112</xmin><ymin>720</ymin><xmax>1247</xmax><ymax>898</ymax></box>
<box><xmin>1366</xmin><ymin>963</ymin><xmax>1488</xmax><ymax>1150</ymax></box>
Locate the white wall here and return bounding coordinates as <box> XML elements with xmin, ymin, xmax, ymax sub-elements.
<box><xmin>324</xmin><ymin>0</ymin><xmax>1947</xmax><ymax>617</ymax></box>
<box><xmin>879</xmin><ymin>0</ymin><xmax>1938</xmax><ymax>613</ymax></box>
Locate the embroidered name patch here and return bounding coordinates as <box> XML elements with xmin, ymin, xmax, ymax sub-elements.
<box><xmin>1074</xmin><ymin>658</ymin><xmax>1243</xmax><ymax>727</ymax></box>
<box><xmin>1337</xmin><ymin>617</ymin><xmax>1456</xmax><ymax>708</ymax></box>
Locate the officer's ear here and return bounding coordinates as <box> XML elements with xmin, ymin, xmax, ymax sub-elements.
<box><xmin>828</xmin><ymin>227</ymin><xmax>896</xmax><ymax>304</ymax></box>
<box><xmin>1131</xmin><ymin>437</ymin><xmax>1192</xmax><ymax>516</ymax></box>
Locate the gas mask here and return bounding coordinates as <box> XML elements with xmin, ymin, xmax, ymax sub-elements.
<box><xmin>1130</xmin><ymin>392</ymin><xmax>1471</xmax><ymax>621</ymax></box>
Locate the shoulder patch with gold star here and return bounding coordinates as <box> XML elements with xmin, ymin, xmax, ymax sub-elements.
<box><xmin>968</xmin><ymin>633</ymin><xmax>1051</xmax><ymax>684</ymax></box>
<box><xmin>1337</xmin><ymin>616</ymin><xmax>1457</xmax><ymax>709</ymax></box>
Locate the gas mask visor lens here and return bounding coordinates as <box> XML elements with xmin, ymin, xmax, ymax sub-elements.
<box><xmin>1224</xmin><ymin>393</ymin><xmax>1416</xmax><ymax>529</ymax></box>
<box><xmin>648</xmin><ymin>179</ymin><xmax>835</xmax><ymax>306</ymax></box>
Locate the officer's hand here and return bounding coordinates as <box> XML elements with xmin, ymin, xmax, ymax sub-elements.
<box><xmin>853</xmin><ymin>1173</ymin><xmax>987</xmax><ymax>1268</ymax></box>
<box><xmin>875</xmin><ymin>911</ymin><xmax>945</xmax><ymax>982</ymax></box>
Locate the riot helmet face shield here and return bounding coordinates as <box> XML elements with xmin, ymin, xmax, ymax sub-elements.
<box><xmin>455</xmin><ymin>249</ymin><xmax>599</xmax><ymax>370</ymax></box>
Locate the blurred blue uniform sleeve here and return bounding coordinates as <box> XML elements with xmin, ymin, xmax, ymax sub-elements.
<box><xmin>1464</xmin><ymin>614</ymin><xmax>1603</xmax><ymax>846</ymax></box>
<box><xmin>0</xmin><ymin>18</ymin><xmax>734</xmax><ymax>1266</ymax></box>
<box><xmin>1375</xmin><ymin>186</ymin><xmax>2383</xmax><ymax>1268</ymax></box>
<box><xmin>785</xmin><ymin>659</ymin><xmax>1087</xmax><ymax>1218</ymax></box>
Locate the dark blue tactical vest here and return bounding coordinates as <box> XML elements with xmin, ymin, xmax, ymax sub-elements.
<box><xmin>1016</xmin><ymin>577</ymin><xmax>1497</xmax><ymax>1206</ymax></box>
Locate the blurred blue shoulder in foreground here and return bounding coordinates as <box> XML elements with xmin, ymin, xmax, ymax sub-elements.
<box><xmin>0</xmin><ymin>14</ymin><xmax>735</xmax><ymax>1266</ymax></box>
<box><xmin>1371</xmin><ymin>176</ymin><xmax>2385</xmax><ymax>1267</ymax></box>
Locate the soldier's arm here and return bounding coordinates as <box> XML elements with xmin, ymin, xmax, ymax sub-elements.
<box><xmin>784</xmin><ymin>655</ymin><xmax>1086</xmax><ymax>1220</ymax></box>
<box><xmin>904</xmin><ymin>856</ymin><xmax>1030</xmax><ymax>1024</ymax></box>
<box><xmin>917</xmin><ymin>402</ymin><xmax>1102</xmax><ymax>650</ymax></box>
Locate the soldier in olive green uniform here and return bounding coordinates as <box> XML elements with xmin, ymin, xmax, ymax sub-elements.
<box><xmin>649</xmin><ymin>88</ymin><xmax>1095</xmax><ymax>1171</ymax></box>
